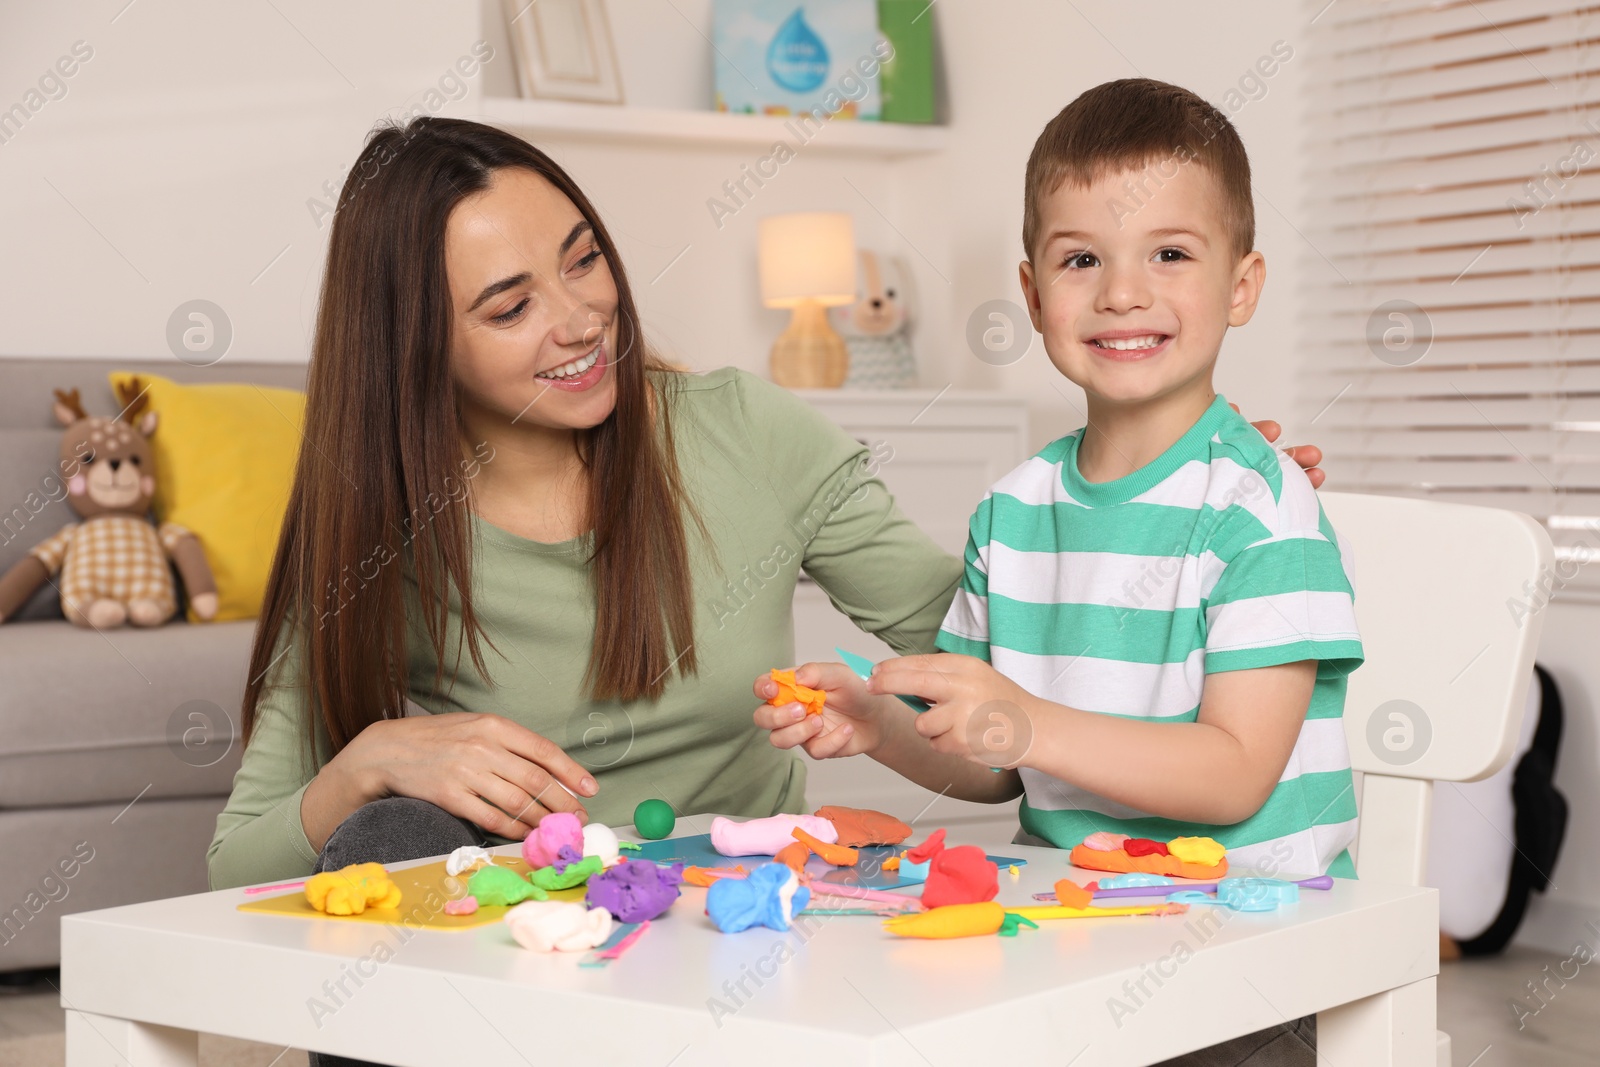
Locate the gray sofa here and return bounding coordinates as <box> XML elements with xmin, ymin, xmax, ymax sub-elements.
<box><xmin>0</xmin><ymin>356</ymin><xmax>306</xmax><ymax>971</ymax></box>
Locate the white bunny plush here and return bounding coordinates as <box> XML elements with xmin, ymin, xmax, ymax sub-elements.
<box><xmin>829</xmin><ymin>249</ymin><xmax>918</xmax><ymax>388</ymax></box>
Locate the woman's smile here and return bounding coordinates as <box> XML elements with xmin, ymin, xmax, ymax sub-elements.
<box><xmin>534</xmin><ymin>340</ymin><xmax>608</xmax><ymax>391</ymax></box>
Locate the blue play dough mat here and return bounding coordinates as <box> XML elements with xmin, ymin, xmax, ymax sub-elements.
<box><xmin>629</xmin><ymin>833</ymin><xmax>1026</xmax><ymax>890</ymax></box>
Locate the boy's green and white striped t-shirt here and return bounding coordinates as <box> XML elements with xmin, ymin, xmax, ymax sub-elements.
<box><xmin>936</xmin><ymin>395</ymin><xmax>1364</xmax><ymax>880</ymax></box>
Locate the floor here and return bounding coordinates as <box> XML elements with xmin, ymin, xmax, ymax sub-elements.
<box><xmin>1</xmin><ymin>946</ymin><xmax>1595</xmax><ymax>1065</ymax></box>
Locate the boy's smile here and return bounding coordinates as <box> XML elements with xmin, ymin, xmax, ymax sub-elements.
<box><xmin>1019</xmin><ymin>159</ymin><xmax>1264</xmax><ymax>414</ymax></box>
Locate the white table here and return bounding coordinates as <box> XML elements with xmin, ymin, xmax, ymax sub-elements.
<box><xmin>60</xmin><ymin>821</ymin><xmax>1439</xmax><ymax>1066</ymax></box>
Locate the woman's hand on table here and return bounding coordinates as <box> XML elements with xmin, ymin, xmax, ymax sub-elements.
<box><xmin>307</xmin><ymin>712</ymin><xmax>597</xmax><ymax>849</ymax></box>
<box><xmin>1237</xmin><ymin>405</ymin><xmax>1325</xmax><ymax>489</ymax></box>
<box><xmin>752</xmin><ymin>662</ymin><xmax>896</xmax><ymax>760</ymax></box>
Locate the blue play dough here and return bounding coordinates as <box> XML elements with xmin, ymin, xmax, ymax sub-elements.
<box><xmin>1098</xmin><ymin>873</ymin><xmax>1175</xmax><ymax>889</ymax></box>
<box><xmin>707</xmin><ymin>863</ymin><xmax>812</xmax><ymax>933</ymax></box>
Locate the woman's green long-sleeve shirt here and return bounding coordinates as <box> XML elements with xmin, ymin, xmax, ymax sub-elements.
<box><xmin>207</xmin><ymin>368</ymin><xmax>962</xmax><ymax>889</ymax></box>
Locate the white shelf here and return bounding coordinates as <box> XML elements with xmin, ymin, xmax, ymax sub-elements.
<box><xmin>478</xmin><ymin>96</ymin><xmax>946</xmax><ymax>158</ymax></box>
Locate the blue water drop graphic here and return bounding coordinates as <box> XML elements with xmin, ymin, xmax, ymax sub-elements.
<box><xmin>766</xmin><ymin>8</ymin><xmax>830</xmax><ymax>94</ymax></box>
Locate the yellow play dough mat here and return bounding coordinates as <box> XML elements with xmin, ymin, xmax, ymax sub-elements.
<box><xmin>237</xmin><ymin>857</ymin><xmax>587</xmax><ymax>930</ymax></box>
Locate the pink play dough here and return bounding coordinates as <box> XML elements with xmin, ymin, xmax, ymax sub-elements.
<box><xmin>1082</xmin><ymin>831</ymin><xmax>1130</xmax><ymax>852</ymax></box>
<box><xmin>710</xmin><ymin>815</ymin><xmax>839</xmax><ymax>858</ymax></box>
<box><xmin>522</xmin><ymin>811</ymin><xmax>584</xmax><ymax>869</ymax></box>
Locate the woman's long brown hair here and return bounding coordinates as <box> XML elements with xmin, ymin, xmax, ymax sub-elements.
<box><xmin>242</xmin><ymin>117</ymin><xmax>700</xmax><ymax>755</ymax></box>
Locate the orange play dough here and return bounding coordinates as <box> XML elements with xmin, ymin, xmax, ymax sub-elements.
<box><xmin>1069</xmin><ymin>844</ymin><xmax>1227</xmax><ymax>880</ymax></box>
<box><xmin>683</xmin><ymin>865</ymin><xmax>747</xmax><ymax>887</ymax></box>
<box><xmin>773</xmin><ymin>842</ymin><xmax>809</xmax><ymax>872</ymax></box>
<box><xmin>768</xmin><ymin>669</ymin><xmax>827</xmax><ymax>716</ymax></box>
<box><xmin>1054</xmin><ymin>878</ymin><xmax>1094</xmax><ymax>909</ymax></box>
<box><xmin>793</xmin><ymin>828</ymin><xmax>858</xmax><ymax>866</ymax></box>
<box><xmin>813</xmin><ymin>806</ymin><xmax>913</xmax><ymax>847</ymax></box>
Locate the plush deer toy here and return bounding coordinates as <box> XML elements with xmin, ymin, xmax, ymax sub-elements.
<box><xmin>0</xmin><ymin>378</ymin><xmax>217</xmax><ymax>628</ymax></box>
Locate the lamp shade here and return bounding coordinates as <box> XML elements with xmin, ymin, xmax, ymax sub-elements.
<box><xmin>758</xmin><ymin>212</ymin><xmax>857</xmax><ymax>308</ymax></box>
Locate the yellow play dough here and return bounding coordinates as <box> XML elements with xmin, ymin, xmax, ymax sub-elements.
<box><xmin>1167</xmin><ymin>836</ymin><xmax>1227</xmax><ymax>866</ymax></box>
<box><xmin>304</xmin><ymin>863</ymin><xmax>402</xmax><ymax>915</ymax></box>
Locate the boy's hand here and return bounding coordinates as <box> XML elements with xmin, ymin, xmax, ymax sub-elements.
<box><xmin>868</xmin><ymin>653</ymin><xmax>1041</xmax><ymax>769</ymax></box>
<box><xmin>1237</xmin><ymin>404</ymin><xmax>1325</xmax><ymax>489</ymax></box>
<box><xmin>752</xmin><ymin>662</ymin><xmax>894</xmax><ymax>760</ymax></box>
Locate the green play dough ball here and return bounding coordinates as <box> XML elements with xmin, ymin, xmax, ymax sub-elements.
<box><xmin>633</xmin><ymin>798</ymin><xmax>675</xmax><ymax>840</ymax></box>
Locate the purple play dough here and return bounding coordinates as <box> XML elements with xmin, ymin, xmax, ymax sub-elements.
<box><xmin>585</xmin><ymin>860</ymin><xmax>685</xmax><ymax>923</ymax></box>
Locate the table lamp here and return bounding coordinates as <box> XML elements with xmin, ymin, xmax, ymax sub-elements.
<box><xmin>758</xmin><ymin>212</ymin><xmax>858</xmax><ymax>388</ymax></box>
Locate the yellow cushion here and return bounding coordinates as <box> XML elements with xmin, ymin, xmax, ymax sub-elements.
<box><xmin>109</xmin><ymin>372</ymin><xmax>304</xmax><ymax>622</ymax></box>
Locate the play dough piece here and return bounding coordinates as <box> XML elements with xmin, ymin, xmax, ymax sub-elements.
<box><xmin>707</xmin><ymin>863</ymin><xmax>811</xmax><ymax>933</ymax></box>
<box><xmin>1053</xmin><ymin>879</ymin><xmax>1094</xmax><ymax>909</ymax></box>
<box><xmin>901</xmin><ymin>830</ymin><xmax>996</xmax><ymax>908</ymax></box>
<box><xmin>522</xmin><ymin>811</ymin><xmax>584</xmax><ymax>869</ymax></box>
<box><xmin>904</xmin><ymin>829</ymin><xmax>946</xmax><ymax>865</ymax></box>
<box><xmin>504</xmin><ymin>900</ymin><xmax>615</xmax><ymax>953</ymax></box>
<box><xmin>633</xmin><ymin>799</ymin><xmax>676</xmax><ymax>840</ymax></box>
<box><xmin>710</xmin><ymin>814</ymin><xmax>839</xmax><ymax>857</ymax></box>
<box><xmin>304</xmin><ymin>863</ymin><xmax>402</xmax><ymax>916</ymax></box>
<box><xmin>1123</xmin><ymin>838</ymin><xmax>1170</xmax><ymax>857</ymax></box>
<box><xmin>883</xmin><ymin>857</ymin><xmax>901</xmax><ymax>871</ymax></box>
<box><xmin>773</xmin><ymin>842</ymin><xmax>810</xmax><ymax>872</ymax></box>
<box><xmin>1069</xmin><ymin>844</ymin><xmax>1228</xmax><ymax>881</ymax></box>
<box><xmin>683</xmin><ymin>865</ymin><xmax>748</xmax><ymax>887</ymax></box>
<box><xmin>884</xmin><ymin>902</ymin><xmax>1007</xmax><ymax>939</ymax></box>
<box><xmin>444</xmin><ymin>846</ymin><xmax>497</xmax><ymax>877</ymax></box>
<box><xmin>468</xmin><ymin>865</ymin><xmax>547</xmax><ymax>906</ymax></box>
<box><xmin>923</xmin><ymin>846</ymin><xmax>999</xmax><ymax>909</ymax></box>
<box><xmin>812</xmin><ymin>806</ymin><xmax>913</xmax><ymax>847</ymax></box>
<box><xmin>582</xmin><ymin>823</ymin><xmax>622</xmax><ymax>866</ymax></box>
<box><xmin>1168</xmin><ymin>836</ymin><xmax>1228</xmax><ymax>866</ymax></box>
<box><xmin>767</xmin><ymin>668</ymin><xmax>827</xmax><ymax>716</ymax></box>
<box><xmin>586</xmin><ymin>859</ymin><xmax>685</xmax><ymax>922</ymax></box>
<box><xmin>530</xmin><ymin>854</ymin><xmax>603</xmax><ymax>892</ymax></box>
<box><xmin>1082</xmin><ymin>831</ymin><xmax>1129</xmax><ymax>852</ymax></box>
<box><xmin>792</xmin><ymin>827</ymin><xmax>858</xmax><ymax>866</ymax></box>
<box><xmin>443</xmin><ymin>897</ymin><xmax>479</xmax><ymax>916</ymax></box>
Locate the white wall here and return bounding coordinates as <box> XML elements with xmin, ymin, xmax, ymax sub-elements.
<box><xmin>0</xmin><ymin>0</ymin><xmax>483</xmax><ymax>364</ymax></box>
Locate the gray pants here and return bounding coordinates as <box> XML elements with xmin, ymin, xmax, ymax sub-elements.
<box><xmin>307</xmin><ymin>797</ymin><xmax>486</xmax><ymax>1067</ymax></box>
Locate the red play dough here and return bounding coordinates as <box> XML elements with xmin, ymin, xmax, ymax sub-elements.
<box><xmin>905</xmin><ymin>828</ymin><xmax>946</xmax><ymax>864</ymax></box>
<box><xmin>920</xmin><ymin>844</ymin><xmax>998</xmax><ymax>909</ymax></box>
<box><xmin>1123</xmin><ymin>838</ymin><xmax>1170</xmax><ymax>857</ymax></box>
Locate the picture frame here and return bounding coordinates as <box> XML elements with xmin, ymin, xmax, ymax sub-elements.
<box><xmin>502</xmin><ymin>0</ymin><xmax>624</xmax><ymax>105</ymax></box>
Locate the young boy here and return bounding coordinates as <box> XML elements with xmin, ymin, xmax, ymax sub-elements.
<box><xmin>755</xmin><ymin>76</ymin><xmax>1360</xmax><ymax>1063</ymax></box>
<box><xmin>757</xmin><ymin>77</ymin><xmax>1362</xmax><ymax>880</ymax></box>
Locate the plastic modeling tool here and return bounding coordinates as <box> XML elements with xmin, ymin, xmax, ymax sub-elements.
<box><xmin>835</xmin><ymin>647</ymin><xmax>932</xmax><ymax>712</ymax></box>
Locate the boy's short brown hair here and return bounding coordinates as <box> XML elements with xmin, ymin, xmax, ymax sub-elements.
<box><xmin>1023</xmin><ymin>78</ymin><xmax>1255</xmax><ymax>264</ymax></box>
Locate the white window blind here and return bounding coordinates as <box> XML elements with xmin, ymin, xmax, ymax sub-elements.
<box><xmin>1302</xmin><ymin>0</ymin><xmax>1600</xmax><ymax>590</ymax></box>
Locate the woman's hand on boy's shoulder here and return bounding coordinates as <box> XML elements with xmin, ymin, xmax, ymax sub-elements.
<box><xmin>751</xmin><ymin>662</ymin><xmax>892</xmax><ymax>760</ymax></box>
<box><xmin>1235</xmin><ymin>404</ymin><xmax>1326</xmax><ymax>489</ymax></box>
<box><xmin>868</xmin><ymin>653</ymin><xmax>1040</xmax><ymax>770</ymax></box>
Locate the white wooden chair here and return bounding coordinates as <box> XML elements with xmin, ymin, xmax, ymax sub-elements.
<box><xmin>1317</xmin><ymin>493</ymin><xmax>1553</xmax><ymax>1067</ymax></box>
